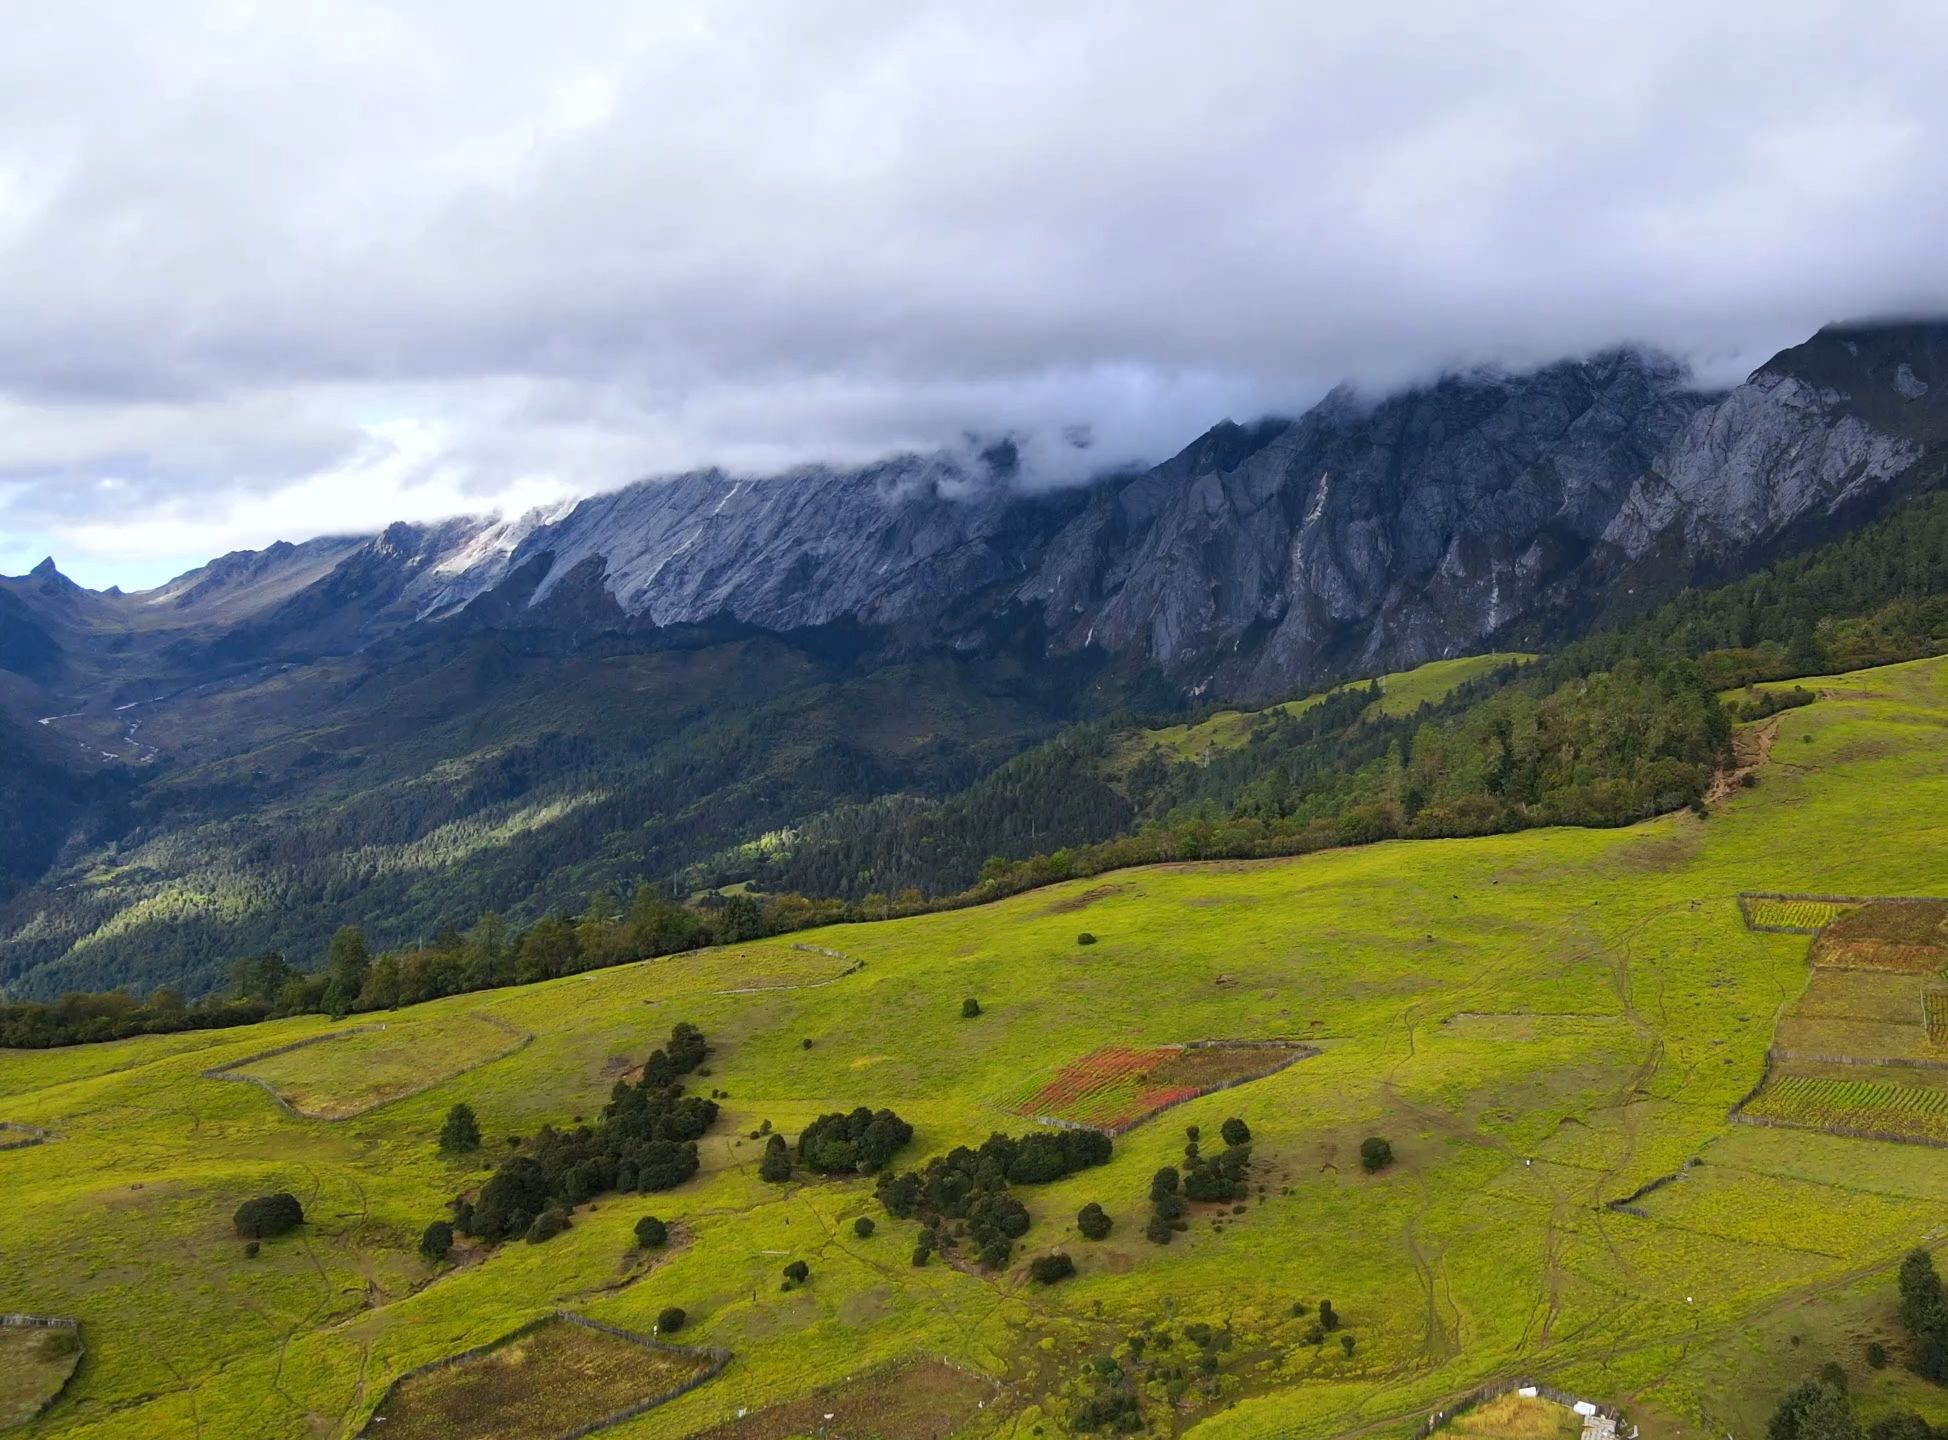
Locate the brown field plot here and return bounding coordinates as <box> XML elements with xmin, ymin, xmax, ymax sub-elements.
<box><xmin>1811</xmin><ymin>898</ymin><xmax>1948</xmax><ymax>974</ymax></box>
<box><xmin>687</xmin><ymin>1356</ymin><xmax>998</xmax><ymax>1440</ymax></box>
<box><xmin>362</xmin><ymin>1315</ymin><xmax>718</xmax><ymax>1440</ymax></box>
<box><xmin>994</xmin><ymin>1040</ymin><xmax>1315</xmax><ymax>1132</ymax></box>
<box><xmin>0</xmin><ymin>1325</ymin><xmax>82</xmax><ymax>1428</ymax></box>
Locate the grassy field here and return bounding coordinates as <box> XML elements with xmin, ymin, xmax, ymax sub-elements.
<box><xmin>0</xmin><ymin>1327</ymin><xmax>80</xmax><ymax>1429</ymax></box>
<box><xmin>1142</xmin><ymin>653</ymin><xmax>1531</xmax><ymax>759</ymax></box>
<box><xmin>226</xmin><ymin>1013</ymin><xmax>531</xmax><ymax>1119</ymax></box>
<box><xmin>10</xmin><ymin>656</ymin><xmax>1948</xmax><ymax>1438</ymax></box>
<box><xmin>364</xmin><ymin>1316</ymin><xmax>713</xmax><ymax>1439</ymax></box>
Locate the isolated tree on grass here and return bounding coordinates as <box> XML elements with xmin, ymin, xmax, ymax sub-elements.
<box><xmin>635</xmin><ymin>1215</ymin><xmax>669</xmax><ymax>1248</ymax></box>
<box><xmin>1030</xmin><ymin>1252</ymin><xmax>1076</xmax><ymax>1284</ymax></box>
<box><xmin>657</xmin><ymin>1306</ymin><xmax>686</xmax><ymax>1334</ymax></box>
<box><xmin>782</xmin><ymin>1259</ymin><xmax>810</xmax><ymax>1288</ymax></box>
<box><xmin>1077</xmin><ymin>1202</ymin><xmax>1112</xmax><ymax>1240</ymax></box>
<box><xmin>1359</xmin><ymin>1137</ymin><xmax>1394</xmax><ymax>1173</ymax></box>
<box><xmin>962</xmin><ymin>997</ymin><xmax>982</xmax><ymax>1018</ymax></box>
<box><xmin>419</xmin><ymin>1220</ymin><xmax>453</xmax><ymax>1260</ymax></box>
<box><xmin>438</xmin><ymin>1102</ymin><xmax>482</xmax><ymax>1155</ymax></box>
<box><xmin>1220</xmin><ymin>1117</ymin><xmax>1251</xmax><ymax>1147</ymax></box>
<box><xmin>234</xmin><ymin>1192</ymin><xmax>304</xmax><ymax>1239</ymax></box>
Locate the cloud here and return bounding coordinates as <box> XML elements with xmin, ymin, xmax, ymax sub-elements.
<box><xmin>4</xmin><ymin>1</ymin><xmax>1948</xmax><ymax>585</ymax></box>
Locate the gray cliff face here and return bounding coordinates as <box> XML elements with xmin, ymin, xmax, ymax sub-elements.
<box><xmin>1023</xmin><ymin>350</ymin><xmax>1714</xmax><ymax>694</ymax></box>
<box><xmin>10</xmin><ymin>321</ymin><xmax>1947</xmax><ymax>707</ymax></box>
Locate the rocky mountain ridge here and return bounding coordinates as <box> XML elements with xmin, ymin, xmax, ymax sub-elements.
<box><xmin>9</xmin><ymin>320</ymin><xmax>1948</xmax><ymax>717</ymax></box>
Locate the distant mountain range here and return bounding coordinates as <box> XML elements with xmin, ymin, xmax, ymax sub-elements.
<box><xmin>5</xmin><ymin>318</ymin><xmax>1947</xmax><ymax>997</ymax></box>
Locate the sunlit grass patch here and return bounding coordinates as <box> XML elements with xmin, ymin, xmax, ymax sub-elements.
<box><xmin>1440</xmin><ymin>1392</ymin><xmax>1582</xmax><ymax>1440</ymax></box>
<box><xmin>222</xmin><ymin>1012</ymin><xmax>529</xmax><ymax>1119</ymax></box>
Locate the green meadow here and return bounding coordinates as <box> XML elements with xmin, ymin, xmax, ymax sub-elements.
<box><xmin>8</xmin><ymin>655</ymin><xmax>1948</xmax><ymax>1439</ymax></box>
<box><xmin>1141</xmin><ymin>653</ymin><xmax>1531</xmax><ymax>760</ymax></box>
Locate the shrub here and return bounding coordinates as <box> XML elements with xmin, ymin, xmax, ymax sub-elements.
<box><xmin>1866</xmin><ymin>1340</ymin><xmax>1888</xmax><ymax>1369</ymax></box>
<box><xmin>853</xmin><ymin>1215</ymin><xmax>876</xmax><ymax>1239</ymax></box>
<box><xmin>1077</xmin><ymin>1202</ymin><xmax>1112</xmax><ymax>1240</ymax></box>
<box><xmin>657</xmin><ymin>1306</ymin><xmax>686</xmax><ymax>1333</ymax></box>
<box><xmin>759</xmin><ymin>1133</ymin><xmax>794</xmax><ymax>1183</ymax></box>
<box><xmin>438</xmin><ymin>1102</ymin><xmax>482</xmax><ymax>1155</ymax></box>
<box><xmin>1220</xmin><ymin>1117</ymin><xmax>1251</xmax><ymax>1147</ymax></box>
<box><xmin>243</xmin><ymin>1241</ymin><xmax>260</xmax><ymax>1259</ymax></box>
<box><xmin>635</xmin><ymin>1215</ymin><xmax>669</xmax><ymax>1248</ymax></box>
<box><xmin>1030</xmin><ymin>1252</ymin><xmax>1076</xmax><ymax>1284</ymax></box>
<box><xmin>233</xmin><ymin>1191</ymin><xmax>304</xmax><ymax>1239</ymax></box>
<box><xmin>1340</xmin><ymin>1334</ymin><xmax>1355</xmax><ymax>1355</ymax></box>
<box><xmin>524</xmin><ymin>1206</ymin><xmax>570</xmax><ymax>1244</ymax></box>
<box><xmin>1304</xmin><ymin>1324</ymin><xmax>1324</xmax><ymax>1345</ymax></box>
<box><xmin>1358</xmin><ymin>1137</ymin><xmax>1394</xmax><ymax>1173</ymax></box>
<box><xmin>1144</xmin><ymin>1214</ymin><xmax>1175</xmax><ymax>1245</ymax></box>
<box><xmin>782</xmin><ymin>1259</ymin><xmax>810</xmax><ymax>1286</ymax></box>
<box><xmin>801</xmin><ymin>1037</ymin><xmax>814</xmax><ymax>1049</ymax></box>
<box><xmin>1290</xmin><ymin>1301</ymin><xmax>1309</xmax><ymax>1316</ymax></box>
<box><xmin>979</xmin><ymin>1237</ymin><xmax>1012</xmax><ymax>1269</ymax></box>
<box><xmin>1077</xmin><ymin>932</ymin><xmax>1097</xmax><ymax>945</ymax></box>
<box><xmin>1150</xmin><ymin>1166</ymin><xmax>1181</xmax><ymax>1201</ymax></box>
<box><xmin>419</xmin><ymin>1220</ymin><xmax>454</xmax><ymax>1260</ymax></box>
<box><xmin>962</xmin><ymin>997</ymin><xmax>982</xmax><ymax>1018</ymax></box>
<box><xmin>1319</xmin><ymin>1299</ymin><xmax>1339</xmax><ymax>1331</ymax></box>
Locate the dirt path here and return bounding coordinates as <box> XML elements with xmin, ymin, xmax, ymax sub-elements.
<box><xmin>1706</xmin><ymin>717</ymin><xmax>1780</xmax><ymax>803</ymax></box>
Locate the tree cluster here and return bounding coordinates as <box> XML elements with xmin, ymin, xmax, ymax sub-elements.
<box><xmin>795</xmin><ymin>1108</ymin><xmax>915</xmax><ymax>1175</ymax></box>
<box><xmin>1899</xmin><ymin>1247</ymin><xmax>1948</xmax><ymax>1383</ymax></box>
<box><xmin>1147</xmin><ymin>1120</ymin><xmax>1253</xmax><ymax>1242</ymax></box>
<box><xmin>875</xmin><ymin>1128</ymin><xmax>1113</xmax><ymax>1271</ymax></box>
<box><xmin>445</xmin><ymin>1023</ymin><xmax>715</xmax><ymax>1246</ymax></box>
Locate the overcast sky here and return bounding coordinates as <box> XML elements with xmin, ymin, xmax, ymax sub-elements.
<box><xmin>4</xmin><ymin>2</ymin><xmax>1948</xmax><ymax>588</ymax></box>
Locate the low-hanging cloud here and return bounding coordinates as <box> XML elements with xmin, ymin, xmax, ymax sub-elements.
<box><xmin>4</xmin><ymin>1</ymin><xmax>1948</xmax><ymax>586</ymax></box>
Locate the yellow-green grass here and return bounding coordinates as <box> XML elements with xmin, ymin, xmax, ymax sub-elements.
<box><xmin>365</xmin><ymin>1315</ymin><xmax>712</xmax><ymax>1439</ymax></box>
<box><xmin>1142</xmin><ymin>652</ymin><xmax>1532</xmax><ymax>759</ymax></box>
<box><xmin>226</xmin><ymin>1012</ymin><xmax>530</xmax><ymax>1119</ymax></box>
<box><xmin>9</xmin><ymin>657</ymin><xmax>1948</xmax><ymax>1439</ymax></box>
<box><xmin>1440</xmin><ymin>1391</ymin><xmax>1582</xmax><ymax>1440</ymax></box>
<box><xmin>0</xmin><ymin>1327</ymin><xmax>80</xmax><ymax>1429</ymax></box>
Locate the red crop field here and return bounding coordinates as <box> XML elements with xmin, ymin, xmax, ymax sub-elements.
<box><xmin>996</xmin><ymin>1042</ymin><xmax>1313</xmax><ymax>1133</ymax></box>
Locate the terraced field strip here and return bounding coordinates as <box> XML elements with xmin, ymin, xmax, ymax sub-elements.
<box><xmin>1738</xmin><ymin>894</ymin><xmax>1862</xmax><ymax>932</ymax></box>
<box><xmin>995</xmin><ymin>1040</ymin><xmax>1316</xmax><ymax>1133</ymax></box>
<box><xmin>1740</xmin><ymin>1074</ymin><xmax>1948</xmax><ymax>1145</ymax></box>
<box><xmin>1929</xmin><ymin>989</ymin><xmax>1948</xmax><ymax>1047</ymax></box>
